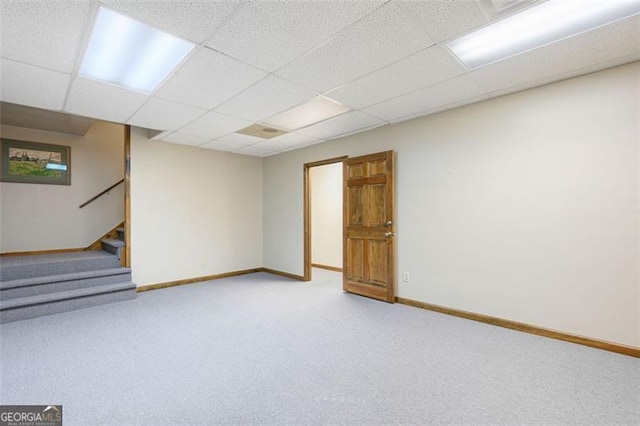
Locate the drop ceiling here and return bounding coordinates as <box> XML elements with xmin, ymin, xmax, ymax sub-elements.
<box><xmin>0</xmin><ymin>101</ymin><xmax>94</xmax><ymax>136</ymax></box>
<box><xmin>1</xmin><ymin>0</ymin><xmax>638</xmax><ymax>157</ymax></box>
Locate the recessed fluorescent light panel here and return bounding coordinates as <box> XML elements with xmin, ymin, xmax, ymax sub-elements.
<box><xmin>448</xmin><ymin>0</ymin><xmax>640</xmax><ymax>70</ymax></box>
<box><xmin>263</xmin><ymin>96</ymin><xmax>351</xmax><ymax>131</ymax></box>
<box><xmin>79</xmin><ymin>7</ymin><xmax>194</xmax><ymax>93</ymax></box>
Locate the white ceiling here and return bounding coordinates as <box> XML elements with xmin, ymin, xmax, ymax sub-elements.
<box><xmin>1</xmin><ymin>0</ymin><xmax>638</xmax><ymax>157</ymax></box>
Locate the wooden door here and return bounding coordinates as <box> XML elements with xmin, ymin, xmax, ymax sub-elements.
<box><xmin>343</xmin><ymin>151</ymin><xmax>395</xmax><ymax>302</ymax></box>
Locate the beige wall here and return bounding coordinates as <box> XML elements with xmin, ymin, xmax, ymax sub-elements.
<box><xmin>129</xmin><ymin>128</ymin><xmax>263</xmax><ymax>287</ymax></box>
<box><xmin>311</xmin><ymin>162</ymin><xmax>343</xmax><ymax>268</ymax></box>
<box><xmin>263</xmin><ymin>62</ymin><xmax>640</xmax><ymax>347</ymax></box>
<box><xmin>1</xmin><ymin>121</ymin><xmax>124</xmax><ymax>252</ymax></box>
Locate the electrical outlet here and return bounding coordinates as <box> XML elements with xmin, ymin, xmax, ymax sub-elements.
<box><xmin>402</xmin><ymin>272</ymin><xmax>410</xmax><ymax>282</ymax></box>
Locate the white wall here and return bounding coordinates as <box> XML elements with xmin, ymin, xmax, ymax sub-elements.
<box><xmin>1</xmin><ymin>121</ymin><xmax>124</xmax><ymax>252</ymax></box>
<box><xmin>311</xmin><ymin>163</ymin><xmax>343</xmax><ymax>268</ymax></box>
<box><xmin>263</xmin><ymin>63</ymin><xmax>640</xmax><ymax>347</ymax></box>
<box><xmin>130</xmin><ymin>128</ymin><xmax>263</xmax><ymax>287</ymax></box>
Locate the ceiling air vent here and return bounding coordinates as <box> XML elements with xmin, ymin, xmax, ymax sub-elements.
<box><xmin>235</xmin><ymin>124</ymin><xmax>288</xmax><ymax>139</ymax></box>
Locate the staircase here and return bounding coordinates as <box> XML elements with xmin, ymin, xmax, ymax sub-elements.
<box><xmin>0</xmin><ymin>228</ymin><xmax>136</xmax><ymax>323</ymax></box>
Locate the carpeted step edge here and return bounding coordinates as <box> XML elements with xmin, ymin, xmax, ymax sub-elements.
<box><xmin>0</xmin><ymin>285</ymin><xmax>136</xmax><ymax>324</ymax></box>
<box><xmin>1</xmin><ymin>268</ymin><xmax>132</xmax><ymax>290</ymax></box>
<box><xmin>0</xmin><ymin>282</ymin><xmax>136</xmax><ymax>311</ymax></box>
<box><xmin>0</xmin><ymin>252</ymin><xmax>121</xmax><ymax>281</ymax></box>
<box><xmin>101</xmin><ymin>239</ymin><xmax>125</xmax><ymax>248</ymax></box>
<box><xmin>101</xmin><ymin>239</ymin><xmax>125</xmax><ymax>259</ymax></box>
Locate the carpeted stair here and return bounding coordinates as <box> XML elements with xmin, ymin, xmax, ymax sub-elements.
<box><xmin>101</xmin><ymin>227</ymin><xmax>126</xmax><ymax>259</ymax></box>
<box><xmin>0</xmin><ymin>232</ymin><xmax>136</xmax><ymax>323</ymax></box>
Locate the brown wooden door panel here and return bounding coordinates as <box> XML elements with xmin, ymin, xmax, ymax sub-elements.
<box><xmin>368</xmin><ymin>184</ymin><xmax>387</xmax><ymax>226</ymax></box>
<box><xmin>368</xmin><ymin>239</ymin><xmax>388</xmax><ymax>285</ymax></box>
<box><xmin>348</xmin><ymin>163</ymin><xmax>365</xmax><ymax>178</ymax></box>
<box><xmin>346</xmin><ymin>238</ymin><xmax>365</xmax><ymax>281</ymax></box>
<box><xmin>348</xmin><ymin>186</ymin><xmax>364</xmax><ymax>226</ymax></box>
<box><xmin>343</xmin><ymin>151</ymin><xmax>395</xmax><ymax>303</ymax></box>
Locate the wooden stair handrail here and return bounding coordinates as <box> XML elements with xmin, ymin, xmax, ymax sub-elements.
<box><xmin>79</xmin><ymin>179</ymin><xmax>125</xmax><ymax>209</ymax></box>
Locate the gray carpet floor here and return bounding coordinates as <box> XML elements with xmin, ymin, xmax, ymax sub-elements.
<box><xmin>1</xmin><ymin>269</ymin><xmax>638</xmax><ymax>425</ymax></box>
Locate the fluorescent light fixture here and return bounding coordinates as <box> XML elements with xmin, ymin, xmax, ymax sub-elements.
<box><xmin>79</xmin><ymin>7</ymin><xmax>194</xmax><ymax>93</ymax></box>
<box><xmin>263</xmin><ymin>96</ymin><xmax>351</xmax><ymax>131</ymax></box>
<box><xmin>447</xmin><ymin>0</ymin><xmax>640</xmax><ymax>69</ymax></box>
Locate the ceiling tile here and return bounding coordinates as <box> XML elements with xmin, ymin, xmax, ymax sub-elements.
<box><xmin>0</xmin><ymin>59</ymin><xmax>70</xmax><ymax>111</ymax></box>
<box><xmin>258</xmin><ymin>132</ymin><xmax>318</xmax><ymax>149</ymax></box>
<box><xmin>101</xmin><ymin>0</ymin><xmax>239</xmax><ymax>43</ymax></box>
<box><xmin>389</xmin><ymin>94</ymin><xmax>491</xmax><ymax>125</ymax></box>
<box><xmin>127</xmin><ymin>98</ymin><xmax>205</xmax><ymax>131</ymax></box>
<box><xmin>297</xmin><ymin>111</ymin><xmax>385</xmax><ymax>140</ymax></box>
<box><xmin>0</xmin><ymin>102</ymin><xmax>93</xmax><ymax>136</ymax></box>
<box><xmin>250</xmin><ymin>132</ymin><xmax>321</xmax><ymax>153</ymax></box>
<box><xmin>206</xmin><ymin>1</ymin><xmax>384</xmax><ymax>72</ymax></box>
<box><xmin>159</xmin><ymin>132</ymin><xmax>210</xmax><ymax>147</ymax></box>
<box><xmin>275</xmin><ymin>3</ymin><xmax>435</xmax><ymax>93</ymax></box>
<box><xmin>0</xmin><ymin>0</ymin><xmax>92</xmax><ymax>73</ymax></box>
<box><xmin>328</xmin><ymin>46</ymin><xmax>466</xmax><ymax>109</ymax></box>
<box><xmin>215</xmin><ymin>76</ymin><xmax>316</xmax><ymax>122</ymax></box>
<box><xmin>216</xmin><ymin>132</ymin><xmax>263</xmax><ymax>147</ymax></box>
<box><xmin>470</xmin><ymin>16</ymin><xmax>640</xmax><ymax>94</ymax></box>
<box><xmin>200</xmin><ymin>140</ymin><xmax>245</xmax><ymax>152</ymax></box>
<box><xmin>179</xmin><ymin>111</ymin><xmax>251</xmax><ymax>140</ymax></box>
<box><xmin>488</xmin><ymin>53</ymin><xmax>640</xmax><ymax>100</ymax></box>
<box><xmin>65</xmin><ymin>77</ymin><xmax>147</xmax><ymax>124</ymax></box>
<box><xmin>154</xmin><ymin>47</ymin><xmax>266</xmax><ymax>110</ymax></box>
<box><xmin>232</xmin><ymin>145</ymin><xmax>275</xmax><ymax>157</ymax></box>
<box><xmin>395</xmin><ymin>0</ymin><xmax>487</xmax><ymax>43</ymax></box>
<box><xmin>364</xmin><ymin>75</ymin><xmax>485</xmax><ymax>122</ymax></box>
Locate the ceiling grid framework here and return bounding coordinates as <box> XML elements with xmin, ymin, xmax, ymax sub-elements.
<box><xmin>1</xmin><ymin>0</ymin><xmax>638</xmax><ymax>157</ymax></box>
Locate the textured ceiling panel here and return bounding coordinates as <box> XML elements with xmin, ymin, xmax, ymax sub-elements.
<box><xmin>364</xmin><ymin>75</ymin><xmax>486</xmax><ymax>122</ymax></box>
<box><xmin>65</xmin><ymin>77</ymin><xmax>147</xmax><ymax>124</ymax></box>
<box><xmin>206</xmin><ymin>1</ymin><xmax>384</xmax><ymax>72</ymax></box>
<box><xmin>488</xmin><ymin>53</ymin><xmax>640</xmax><ymax>100</ymax></box>
<box><xmin>0</xmin><ymin>59</ymin><xmax>71</xmax><ymax>111</ymax></box>
<box><xmin>275</xmin><ymin>3</ymin><xmax>435</xmax><ymax>93</ymax></box>
<box><xmin>179</xmin><ymin>111</ymin><xmax>251</xmax><ymax>140</ymax></box>
<box><xmin>159</xmin><ymin>132</ymin><xmax>210</xmax><ymax>147</ymax></box>
<box><xmin>215</xmin><ymin>76</ymin><xmax>316</xmax><ymax>122</ymax></box>
<box><xmin>154</xmin><ymin>47</ymin><xmax>266</xmax><ymax>110</ymax></box>
<box><xmin>297</xmin><ymin>111</ymin><xmax>385</xmax><ymax>140</ymax></box>
<box><xmin>396</xmin><ymin>0</ymin><xmax>488</xmax><ymax>43</ymax></box>
<box><xmin>328</xmin><ymin>46</ymin><xmax>466</xmax><ymax>109</ymax></box>
<box><xmin>216</xmin><ymin>132</ymin><xmax>263</xmax><ymax>147</ymax></box>
<box><xmin>102</xmin><ymin>0</ymin><xmax>239</xmax><ymax>43</ymax></box>
<box><xmin>200</xmin><ymin>140</ymin><xmax>247</xmax><ymax>152</ymax></box>
<box><xmin>1</xmin><ymin>0</ymin><xmax>638</xmax><ymax>157</ymax></box>
<box><xmin>232</xmin><ymin>145</ymin><xmax>275</xmax><ymax>157</ymax></box>
<box><xmin>388</xmin><ymin>94</ymin><xmax>490</xmax><ymax>125</ymax></box>
<box><xmin>0</xmin><ymin>102</ymin><xmax>94</xmax><ymax>136</ymax></box>
<box><xmin>127</xmin><ymin>98</ymin><xmax>205</xmax><ymax>131</ymax></box>
<box><xmin>0</xmin><ymin>0</ymin><xmax>92</xmax><ymax>73</ymax></box>
<box><xmin>250</xmin><ymin>132</ymin><xmax>320</xmax><ymax>153</ymax></box>
<box><xmin>470</xmin><ymin>16</ymin><xmax>640</xmax><ymax>93</ymax></box>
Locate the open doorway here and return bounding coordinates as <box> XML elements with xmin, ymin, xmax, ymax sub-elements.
<box><xmin>304</xmin><ymin>151</ymin><xmax>396</xmax><ymax>301</ymax></box>
<box><xmin>303</xmin><ymin>156</ymin><xmax>347</xmax><ymax>281</ymax></box>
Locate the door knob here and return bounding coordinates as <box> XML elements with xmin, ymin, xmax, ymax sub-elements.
<box><xmin>385</xmin><ymin>232</ymin><xmax>395</xmax><ymax>237</ymax></box>
<box><xmin>385</xmin><ymin>220</ymin><xmax>393</xmax><ymax>226</ymax></box>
